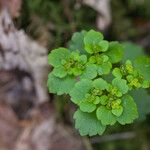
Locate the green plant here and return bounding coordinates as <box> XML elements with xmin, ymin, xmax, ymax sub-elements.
<box><xmin>47</xmin><ymin>30</ymin><xmax>150</xmax><ymax>136</ymax></box>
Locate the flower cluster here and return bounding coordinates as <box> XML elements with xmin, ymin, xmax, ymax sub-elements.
<box><xmin>113</xmin><ymin>60</ymin><xmax>149</xmax><ymax>89</ymax></box>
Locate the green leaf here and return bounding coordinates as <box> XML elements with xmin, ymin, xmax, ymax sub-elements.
<box><xmin>70</xmin><ymin>51</ymin><xmax>80</xmax><ymax>60</ymax></box>
<box><xmin>142</xmin><ymin>80</ymin><xmax>150</xmax><ymax>88</ymax></box>
<box><xmin>71</xmin><ymin>68</ymin><xmax>82</xmax><ymax>76</ymax></box>
<box><xmin>130</xmin><ymin>89</ymin><xmax>150</xmax><ymax>121</ymax></box>
<box><xmin>70</xmin><ymin>79</ymin><xmax>92</xmax><ymax>104</ymax></box>
<box><xmin>89</xmin><ymin>56</ymin><xmax>96</xmax><ymax>63</ymax></box>
<box><xmin>69</xmin><ymin>31</ymin><xmax>88</xmax><ymax>54</ymax></box>
<box><xmin>84</xmin><ymin>30</ymin><xmax>104</xmax><ymax>54</ymax></box>
<box><xmin>96</xmin><ymin>106</ymin><xmax>116</xmax><ymax>125</ymax></box>
<box><xmin>93</xmin><ymin>96</ymin><xmax>101</xmax><ymax>105</ymax></box>
<box><xmin>134</xmin><ymin>57</ymin><xmax>150</xmax><ymax>81</ymax></box>
<box><xmin>101</xmin><ymin>55</ymin><xmax>109</xmax><ymax>62</ymax></box>
<box><xmin>47</xmin><ymin>73</ymin><xmax>76</xmax><ymax>95</ymax></box>
<box><xmin>98</xmin><ymin>95</ymin><xmax>108</xmax><ymax>105</ymax></box>
<box><xmin>97</xmin><ymin>62</ymin><xmax>112</xmax><ymax>75</ymax></box>
<box><xmin>74</xmin><ymin>109</ymin><xmax>106</xmax><ymax>136</ymax></box>
<box><xmin>105</xmin><ymin>41</ymin><xmax>124</xmax><ymax>63</ymax></box>
<box><xmin>79</xmin><ymin>55</ymin><xmax>87</xmax><ymax>64</ymax></box>
<box><xmin>79</xmin><ymin>101</ymin><xmax>96</xmax><ymax>113</ymax></box>
<box><xmin>122</xmin><ymin>42</ymin><xmax>146</xmax><ymax>63</ymax></box>
<box><xmin>112</xmin><ymin>106</ymin><xmax>123</xmax><ymax>117</ymax></box>
<box><xmin>93</xmin><ymin>78</ymin><xmax>108</xmax><ymax>90</ymax></box>
<box><xmin>117</xmin><ymin>95</ymin><xmax>138</xmax><ymax>125</ymax></box>
<box><xmin>80</xmin><ymin>64</ymin><xmax>97</xmax><ymax>79</ymax></box>
<box><xmin>48</xmin><ymin>48</ymin><xmax>70</xmax><ymax>67</ymax></box>
<box><xmin>98</xmin><ymin>40</ymin><xmax>109</xmax><ymax>52</ymax></box>
<box><xmin>52</xmin><ymin>66</ymin><xmax>67</xmax><ymax>78</ymax></box>
<box><xmin>112</xmin><ymin>78</ymin><xmax>129</xmax><ymax>94</ymax></box>
<box><xmin>112</xmin><ymin>68</ymin><xmax>122</xmax><ymax>78</ymax></box>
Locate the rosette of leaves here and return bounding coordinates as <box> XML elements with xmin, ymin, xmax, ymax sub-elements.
<box><xmin>48</xmin><ymin>48</ymin><xmax>87</xmax><ymax>77</ymax></box>
<box><xmin>47</xmin><ymin>29</ymin><xmax>150</xmax><ymax>136</ymax></box>
<box><xmin>83</xmin><ymin>30</ymin><xmax>124</xmax><ymax>75</ymax></box>
<box><xmin>47</xmin><ymin>48</ymin><xmax>88</xmax><ymax>95</ymax></box>
<box><xmin>70</xmin><ymin>77</ymin><xmax>138</xmax><ymax>136</ymax></box>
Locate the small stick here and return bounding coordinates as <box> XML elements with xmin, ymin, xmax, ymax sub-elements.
<box><xmin>90</xmin><ymin>132</ymin><xmax>136</xmax><ymax>144</ymax></box>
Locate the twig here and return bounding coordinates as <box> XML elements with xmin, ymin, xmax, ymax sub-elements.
<box><xmin>90</xmin><ymin>132</ymin><xmax>136</xmax><ymax>144</ymax></box>
<box><xmin>83</xmin><ymin>137</ymin><xmax>93</xmax><ymax>150</ymax></box>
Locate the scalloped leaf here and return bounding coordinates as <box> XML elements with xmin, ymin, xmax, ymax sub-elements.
<box><xmin>79</xmin><ymin>101</ymin><xmax>96</xmax><ymax>113</ymax></box>
<box><xmin>84</xmin><ymin>30</ymin><xmax>104</xmax><ymax>54</ymax></box>
<box><xmin>134</xmin><ymin>57</ymin><xmax>150</xmax><ymax>81</ymax></box>
<box><xmin>74</xmin><ymin>109</ymin><xmax>106</xmax><ymax>136</ymax></box>
<box><xmin>96</xmin><ymin>106</ymin><xmax>116</xmax><ymax>125</ymax></box>
<box><xmin>70</xmin><ymin>79</ymin><xmax>92</xmax><ymax>104</ymax></box>
<box><xmin>112</xmin><ymin>68</ymin><xmax>122</xmax><ymax>78</ymax></box>
<box><xmin>122</xmin><ymin>42</ymin><xmax>146</xmax><ymax>63</ymax></box>
<box><xmin>130</xmin><ymin>89</ymin><xmax>150</xmax><ymax>121</ymax></box>
<box><xmin>112</xmin><ymin>78</ymin><xmax>129</xmax><ymax>94</ymax></box>
<box><xmin>93</xmin><ymin>78</ymin><xmax>108</xmax><ymax>90</ymax></box>
<box><xmin>47</xmin><ymin>73</ymin><xmax>76</xmax><ymax>95</ymax></box>
<box><xmin>52</xmin><ymin>66</ymin><xmax>67</xmax><ymax>78</ymax></box>
<box><xmin>105</xmin><ymin>41</ymin><xmax>124</xmax><ymax>63</ymax></box>
<box><xmin>69</xmin><ymin>30</ymin><xmax>88</xmax><ymax>54</ymax></box>
<box><xmin>117</xmin><ymin>95</ymin><xmax>138</xmax><ymax>125</ymax></box>
<box><xmin>80</xmin><ymin>64</ymin><xmax>97</xmax><ymax>79</ymax></box>
<box><xmin>48</xmin><ymin>48</ymin><xmax>70</xmax><ymax>67</ymax></box>
<box><xmin>98</xmin><ymin>40</ymin><xmax>109</xmax><ymax>52</ymax></box>
<box><xmin>97</xmin><ymin>62</ymin><xmax>112</xmax><ymax>75</ymax></box>
<box><xmin>112</xmin><ymin>106</ymin><xmax>123</xmax><ymax>117</ymax></box>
